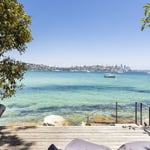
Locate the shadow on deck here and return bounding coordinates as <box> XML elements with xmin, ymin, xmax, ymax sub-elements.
<box><xmin>0</xmin><ymin>126</ymin><xmax>36</xmax><ymax>150</ymax></box>
<box><xmin>0</xmin><ymin>125</ymin><xmax>150</xmax><ymax>150</ymax></box>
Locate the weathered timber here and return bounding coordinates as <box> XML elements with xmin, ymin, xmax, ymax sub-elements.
<box><xmin>0</xmin><ymin>125</ymin><xmax>149</xmax><ymax>150</ymax></box>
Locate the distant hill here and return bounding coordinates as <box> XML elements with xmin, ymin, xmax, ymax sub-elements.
<box><xmin>26</xmin><ymin>63</ymin><xmax>131</xmax><ymax>72</ymax></box>
<box><xmin>26</xmin><ymin>63</ymin><xmax>51</xmax><ymax>71</ymax></box>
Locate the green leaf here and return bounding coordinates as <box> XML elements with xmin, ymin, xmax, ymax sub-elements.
<box><xmin>0</xmin><ymin>0</ymin><xmax>32</xmax><ymax>99</ymax></box>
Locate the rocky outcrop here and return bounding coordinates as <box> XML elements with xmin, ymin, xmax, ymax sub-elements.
<box><xmin>43</xmin><ymin>115</ymin><xmax>68</xmax><ymax>126</ymax></box>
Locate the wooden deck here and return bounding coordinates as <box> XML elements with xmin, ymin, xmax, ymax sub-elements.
<box><xmin>0</xmin><ymin>125</ymin><xmax>150</xmax><ymax>150</ymax></box>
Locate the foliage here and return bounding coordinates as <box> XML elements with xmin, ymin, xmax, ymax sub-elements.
<box><xmin>141</xmin><ymin>3</ymin><xmax>150</xmax><ymax>30</ymax></box>
<box><xmin>0</xmin><ymin>0</ymin><xmax>32</xmax><ymax>99</ymax></box>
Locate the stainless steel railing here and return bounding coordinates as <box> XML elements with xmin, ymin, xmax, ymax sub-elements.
<box><xmin>86</xmin><ymin>102</ymin><xmax>150</xmax><ymax>126</ymax></box>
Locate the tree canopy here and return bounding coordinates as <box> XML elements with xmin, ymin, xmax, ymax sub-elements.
<box><xmin>0</xmin><ymin>0</ymin><xmax>32</xmax><ymax>99</ymax></box>
<box><xmin>141</xmin><ymin>3</ymin><xmax>150</xmax><ymax>30</ymax></box>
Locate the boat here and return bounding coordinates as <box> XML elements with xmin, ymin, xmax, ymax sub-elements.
<box><xmin>104</xmin><ymin>73</ymin><xmax>116</xmax><ymax>78</ymax></box>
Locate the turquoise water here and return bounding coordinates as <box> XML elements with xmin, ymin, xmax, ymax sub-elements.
<box><xmin>1</xmin><ymin>71</ymin><xmax>150</xmax><ymax>125</ymax></box>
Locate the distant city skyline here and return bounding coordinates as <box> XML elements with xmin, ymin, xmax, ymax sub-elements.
<box><xmin>9</xmin><ymin>0</ymin><xmax>150</xmax><ymax>70</ymax></box>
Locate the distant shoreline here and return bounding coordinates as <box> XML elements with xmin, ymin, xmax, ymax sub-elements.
<box><xmin>27</xmin><ymin>63</ymin><xmax>131</xmax><ymax>72</ymax></box>
<box><xmin>26</xmin><ymin>63</ymin><xmax>150</xmax><ymax>73</ymax></box>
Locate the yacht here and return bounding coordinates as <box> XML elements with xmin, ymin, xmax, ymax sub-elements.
<box><xmin>104</xmin><ymin>73</ymin><xmax>116</xmax><ymax>78</ymax></box>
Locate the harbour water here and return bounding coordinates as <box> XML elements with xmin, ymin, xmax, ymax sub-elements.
<box><xmin>1</xmin><ymin>71</ymin><xmax>150</xmax><ymax>125</ymax></box>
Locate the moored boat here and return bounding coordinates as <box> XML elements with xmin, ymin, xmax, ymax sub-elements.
<box><xmin>104</xmin><ymin>73</ymin><xmax>116</xmax><ymax>78</ymax></box>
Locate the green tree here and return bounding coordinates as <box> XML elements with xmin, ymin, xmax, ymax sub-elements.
<box><xmin>141</xmin><ymin>3</ymin><xmax>150</xmax><ymax>30</ymax></box>
<box><xmin>0</xmin><ymin>0</ymin><xmax>32</xmax><ymax>99</ymax></box>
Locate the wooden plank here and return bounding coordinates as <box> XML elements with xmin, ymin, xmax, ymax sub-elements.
<box><xmin>0</xmin><ymin>125</ymin><xmax>142</xmax><ymax>131</ymax></box>
<box><xmin>0</xmin><ymin>126</ymin><xmax>149</xmax><ymax>150</ymax></box>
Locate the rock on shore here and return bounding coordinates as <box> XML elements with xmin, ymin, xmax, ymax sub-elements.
<box><xmin>43</xmin><ymin>115</ymin><xmax>68</xmax><ymax>126</ymax></box>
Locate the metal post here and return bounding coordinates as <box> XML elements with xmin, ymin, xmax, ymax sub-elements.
<box><xmin>116</xmin><ymin>102</ymin><xmax>118</xmax><ymax>124</ymax></box>
<box><xmin>140</xmin><ymin>103</ymin><xmax>143</xmax><ymax>125</ymax></box>
<box><xmin>135</xmin><ymin>102</ymin><xmax>138</xmax><ymax>124</ymax></box>
<box><xmin>149</xmin><ymin>107</ymin><xmax>150</xmax><ymax>126</ymax></box>
<box><xmin>86</xmin><ymin>116</ymin><xmax>90</xmax><ymax>125</ymax></box>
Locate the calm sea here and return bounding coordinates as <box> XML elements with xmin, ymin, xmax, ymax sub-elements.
<box><xmin>1</xmin><ymin>71</ymin><xmax>150</xmax><ymax>125</ymax></box>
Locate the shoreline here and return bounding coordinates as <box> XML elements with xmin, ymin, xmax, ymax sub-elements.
<box><xmin>5</xmin><ymin>114</ymin><xmax>135</xmax><ymax>127</ymax></box>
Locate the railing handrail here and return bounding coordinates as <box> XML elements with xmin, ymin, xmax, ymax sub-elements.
<box><xmin>86</xmin><ymin>102</ymin><xmax>150</xmax><ymax>126</ymax></box>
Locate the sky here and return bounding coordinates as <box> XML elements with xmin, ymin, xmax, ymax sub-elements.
<box><xmin>10</xmin><ymin>0</ymin><xmax>150</xmax><ymax>70</ymax></box>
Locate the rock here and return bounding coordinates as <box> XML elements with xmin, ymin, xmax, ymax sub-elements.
<box><xmin>81</xmin><ymin>121</ymin><xmax>86</xmax><ymax>126</ymax></box>
<box><xmin>43</xmin><ymin>115</ymin><xmax>68</xmax><ymax>126</ymax></box>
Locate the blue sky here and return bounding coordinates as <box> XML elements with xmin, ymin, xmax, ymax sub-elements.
<box><xmin>12</xmin><ymin>0</ymin><xmax>150</xmax><ymax>69</ymax></box>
